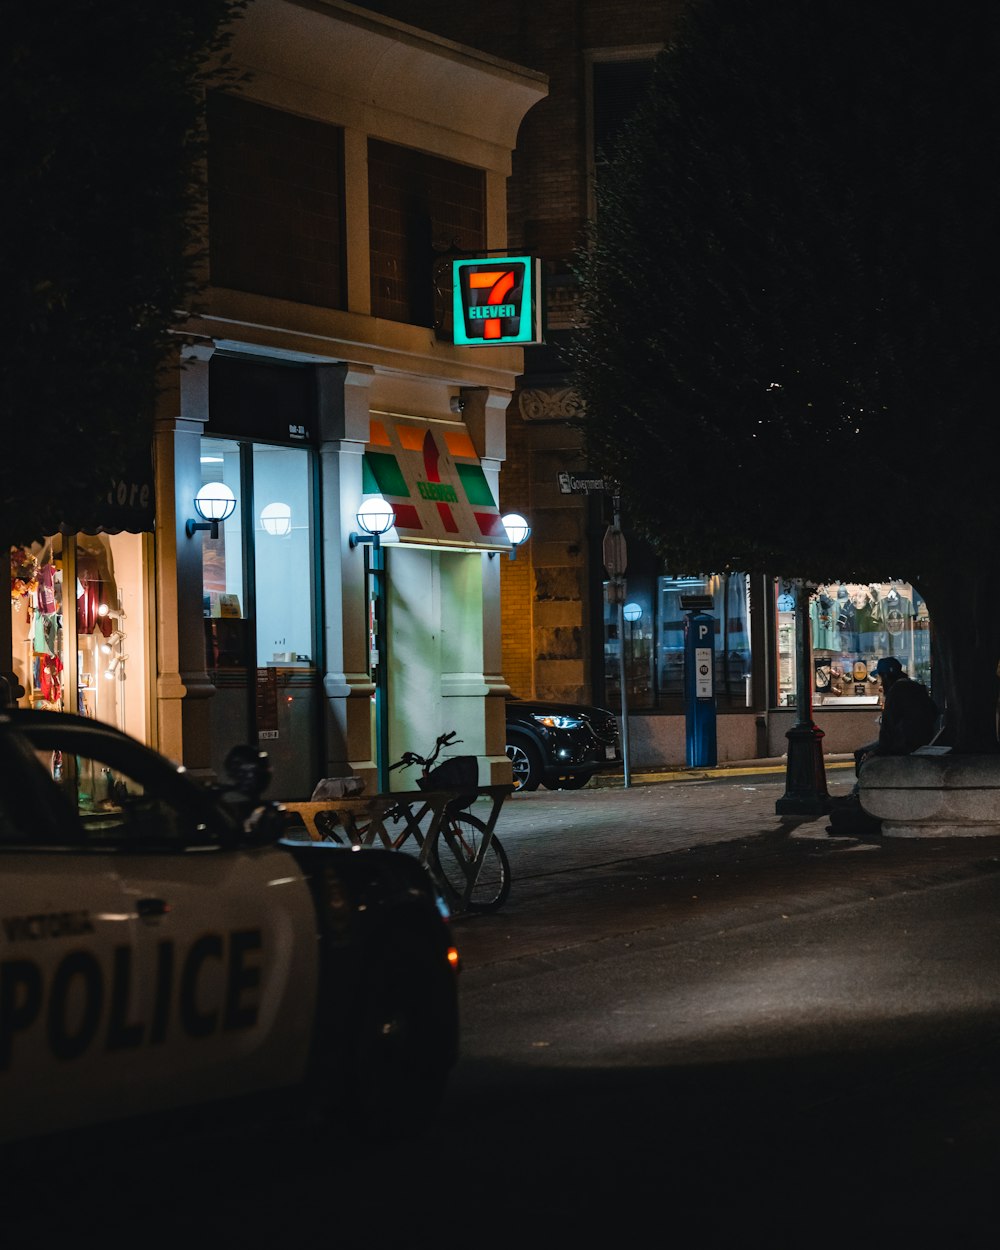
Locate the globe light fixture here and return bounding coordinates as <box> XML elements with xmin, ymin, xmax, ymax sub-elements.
<box><xmin>186</xmin><ymin>482</ymin><xmax>237</xmax><ymax>539</ymax></box>
<box><xmin>350</xmin><ymin>495</ymin><xmax>396</xmax><ymax>550</ymax></box>
<box><xmin>501</xmin><ymin>512</ymin><xmax>531</xmax><ymax>560</ymax></box>
<box><xmin>260</xmin><ymin>501</ymin><xmax>292</xmax><ymax>537</ymax></box>
<box><xmin>623</xmin><ymin>602</ymin><xmax>642</xmax><ymax>623</ymax></box>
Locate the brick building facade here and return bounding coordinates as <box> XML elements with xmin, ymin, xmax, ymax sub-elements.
<box><xmin>364</xmin><ymin>1</ymin><xmax>684</xmax><ymax>706</ymax></box>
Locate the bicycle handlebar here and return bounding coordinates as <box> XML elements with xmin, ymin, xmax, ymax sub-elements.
<box><xmin>388</xmin><ymin>732</ymin><xmax>463</xmax><ymax>772</ymax></box>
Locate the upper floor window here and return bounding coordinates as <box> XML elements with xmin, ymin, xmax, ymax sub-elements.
<box><xmin>587</xmin><ymin>55</ymin><xmax>658</xmax><ymax>219</ymax></box>
<box><xmin>368</xmin><ymin>139</ymin><xmax>486</xmax><ymax>327</ymax></box>
<box><xmin>208</xmin><ymin>93</ymin><xmax>347</xmax><ymax>310</ymax></box>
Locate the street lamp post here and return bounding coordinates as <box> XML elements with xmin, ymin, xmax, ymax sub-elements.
<box><xmin>775</xmin><ymin>578</ymin><xmax>831</xmax><ymax>815</ymax></box>
<box><xmin>604</xmin><ymin>496</ymin><xmax>632</xmax><ymax>788</ymax></box>
<box><xmin>350</xmin><ymin>495</ymin><xmax>396</xmax><ymax>793</ymax></box>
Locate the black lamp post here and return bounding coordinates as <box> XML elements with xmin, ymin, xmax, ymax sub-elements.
<box><xmin>775</xmin><ymin>578</ymin><xmax>831</xmax><ymax>816</ymax></box>
<box><xmin>350</xmin><ymin>495</ymin><xmax>396</xmax><ymax>793</ymax></box>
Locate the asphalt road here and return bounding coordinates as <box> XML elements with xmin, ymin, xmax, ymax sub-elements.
<box><xmin>8</xmin><ymin>772</ymin><xmax>1000</xmax><ymax>1246</ymax></box>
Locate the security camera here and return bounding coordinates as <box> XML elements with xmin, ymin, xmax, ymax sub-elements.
<box><xmin>449</xmin><ymin>395</ymin><xmax>465</xmax><ymax>414</ymax></box>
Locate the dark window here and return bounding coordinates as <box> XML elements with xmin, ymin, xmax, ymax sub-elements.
<box><xmin>368</xmin><ymin>139</ymin><xmax>486</xmax><ymax>327</ymax></box>
<box><xmin>592</xmin><ymin>59</ymin><xmax>656</xmax><ymax>173</ymax></box>
<box><xmin>208</xmin><ymin>93</ymin><xmax>346</xmax><ymax>310</ymax></box>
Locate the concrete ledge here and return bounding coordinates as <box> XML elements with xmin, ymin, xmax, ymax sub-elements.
<box><xmin>860</xmin><ymin>753</ymin><xmax>1000</xmax><ymax>837</ymax></box>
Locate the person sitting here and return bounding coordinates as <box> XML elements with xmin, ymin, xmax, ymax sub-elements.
<box><xmin>828</xmin><ymin>656</ymin><xmax>939</xmax><ymax>836</ymax></box>
<box><xmin>854</xmin><ymin>656</ymin><xmax>940</xmax><ymax>772</ymax></box>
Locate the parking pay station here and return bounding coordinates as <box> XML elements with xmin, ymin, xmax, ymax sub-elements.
<box><xmin>682</xmin><ymin>596</ymin><xmax>717</xmax><ymax>768</ymax></box>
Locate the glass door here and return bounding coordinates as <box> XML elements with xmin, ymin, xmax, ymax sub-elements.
<box><xmin>200</xmin><ymin>437</ymin><xmax>319</xmax><ymax>799</ymax></box>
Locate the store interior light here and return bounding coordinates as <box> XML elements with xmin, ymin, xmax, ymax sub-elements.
<box><xmin>623</xmin><ymin>602</ymin><xmax>643</xmax><ymax>623</ymax></box>
<box><xmin>104</xmin><ymin>655</ymin><xmax>127</xmax><ymax>680</ymax></box>
<box><xmin>100</xmin><ymin>630</ymin><xmax>126</xmax><ymax>654</ymax></box>
<box><xmin>260</xmin><ymin>501</ymin><xmax>292</xmax><ymax>537</ymax></box>
<box><xmin>501</xmin><ymin>512</ymin><xmax>531</xmax><ymax>561</ymax></box>
<box><xmin>350</xmin><ymin>495</ymin><xmax>396</xmax><ymax>550</ymax></box>
<box><xmin>187</xmin><ymin>483</ymin><xmax>237</xmax><ymax>539</ymax></box>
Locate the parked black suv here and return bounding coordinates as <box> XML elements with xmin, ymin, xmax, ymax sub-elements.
<box><xmin>504</xmin><ymin>698</ymin><xmax>621</xmax><ymax>792</ymax></box>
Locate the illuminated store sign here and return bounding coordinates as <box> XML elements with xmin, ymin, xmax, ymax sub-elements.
<box><xmin>452</xmin><ymin>256</ymin><xmax>542</xmax><ymax>347</ymax></box>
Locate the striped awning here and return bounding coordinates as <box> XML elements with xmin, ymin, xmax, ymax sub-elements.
<box><xmin>363</xmin><ymin>417</ymin><xmax>510</xmax><ymax>551</ymax></box>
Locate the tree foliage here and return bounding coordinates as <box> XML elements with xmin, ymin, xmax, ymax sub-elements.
<box><xmin>1</xmin><ymin>0</ymin><xmax>246</xmax><ymax>546</ymax></box>
<box><xmin>573</xmin><ymin>0</ymin><xmax>1000</xmax><ymax>750</ymax></box>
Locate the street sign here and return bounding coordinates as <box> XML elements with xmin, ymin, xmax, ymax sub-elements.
<box><xmin>557</xmin><ymin>471</ymin><xmax>607</xmax><ymax>494</ymax></box>
<box><xmin>606</xmin><ymin>577</ymin><xmax>626</xmax><ymax>604</ymax></box>
<box><xmin>602</xmin><ymin>525</ymin><xmax>627</xmax><ymax>578</ymax></box>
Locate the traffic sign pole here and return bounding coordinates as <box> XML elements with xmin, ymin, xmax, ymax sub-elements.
<box><xmin>604</xmin><ymin>498</ymin><xmax>631</xmax><ymax>788</ymax></box>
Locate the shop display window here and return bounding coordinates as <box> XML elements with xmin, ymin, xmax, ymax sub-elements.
<box><xmin>775</xmin><ymin>579</ymin><xmax>931</xmax><ymax>708</ymax></box>
<box><xmin>200</xmin><ymin>437</ymin><xmax>245</xmax><ymax>628</ymax></box>
<box><xmin>252</xmin><ymin>443</ymin><xmax>314</xmax><ymax>668</ymax></box>
<box><xmin>603</xmin><ymin>572</ymin><xmax>752</xmax><ymax>710</ymax></box>
<box><xmin>9</xmin><ymin>531</ymin><xmax>148</xmax><ymax>739</ymax></box>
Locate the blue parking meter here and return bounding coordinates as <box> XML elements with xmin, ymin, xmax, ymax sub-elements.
<box><xmin>684</xmin><ymin>609</ymin><xmax>717</xmax><ymax>768</ymax></box>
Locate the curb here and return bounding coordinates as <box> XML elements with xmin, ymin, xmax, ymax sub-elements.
<box><xmin>592</xmin><ymin>757</ymin><xmax>856</xmax><ymax>788</ymax></box>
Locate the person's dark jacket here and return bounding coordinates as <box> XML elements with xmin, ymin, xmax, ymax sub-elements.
<box><xmin>876</xmin><ymin>676</ymin><xmax>939</xmax><ymax>755</ymax></box>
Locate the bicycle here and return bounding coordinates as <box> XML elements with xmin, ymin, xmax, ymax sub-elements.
<box><xmin>290</xmin><ymin>731</ymin><xmax>512</xmax><ymax>913</ymax></box>
<box><xmin>389</xmin><ymin>732</ymin><xmax>511</xmax><ymax>914</ymax></box>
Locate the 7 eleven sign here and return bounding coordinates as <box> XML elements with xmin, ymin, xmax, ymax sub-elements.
<box><xmin>452</xmin><ymin>255</ymin><xmax>543</xmax><ymax>346</ymax></box>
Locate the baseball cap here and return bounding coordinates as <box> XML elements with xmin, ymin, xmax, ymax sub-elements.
<box><xmin>873</xmin><ymin>656</ymin><xmax>903</xmax><ymax>679</ymax></box>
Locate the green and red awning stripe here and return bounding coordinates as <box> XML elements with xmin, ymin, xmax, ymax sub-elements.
<box><xmin>362</xmin><ymin>417</ymin><xmax>508</xmax><ymax>548</ymax></box>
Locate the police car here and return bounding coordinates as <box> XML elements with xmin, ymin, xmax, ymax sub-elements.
<box><xmin>0</xmin><ymin>708</ymin><xmax>459</xmax><ymax>1148</ymax></box>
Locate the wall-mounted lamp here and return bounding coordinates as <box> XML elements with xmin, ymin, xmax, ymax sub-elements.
<box><xmin>501</xmin><ymin>512</ymin><xmax>531</xmax><ymax>561</ymax></box>
<box><xmin>186</xmin><ymin>482</ymin><xmax>237</xmax><ymax>539</ymax></box>
<box><xmin>349</xmin><ymin>495</ymin><xmax>396</xmax><ymax>550</ymax></box>
<box><xmin>260</xmin><ymin>501</ymin><xmax>292</xmax><ymax>537</ymax></box>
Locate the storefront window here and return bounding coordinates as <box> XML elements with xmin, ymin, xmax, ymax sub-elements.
<box><xmin>199</xmin><ymin>438</ymin><xmax>244</xmax><ymax>623</ymax></box>
<box><xmin>252</xmin><ymin>444</ymin><xmax>314</xmax><ymax>668</ymax></box>
<box><xmin>775</xmin><ymin>579</ymin><xmax>932</xmax><ymax>708</ymax></box>
<box><xmin>603</xmin><ymin>571</ymin><xmax>752</xmax><ymax>710</ymax></box>
<box><xmin>660</xmin><ymin>574</ymin><xmax>751</xmax><ymax>705</ymax></box>
<box><xmin>10</xmin><ymin>531</ymin><xmax>149</xmax><ymax>738</ymax></box>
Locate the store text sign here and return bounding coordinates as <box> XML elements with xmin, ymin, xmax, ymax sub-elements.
<box><xmin>452</xmin><ymin>256</ymin><xmax>542</xmax><ymax>347</ymax></box>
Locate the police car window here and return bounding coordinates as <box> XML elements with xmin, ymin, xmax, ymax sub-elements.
<box><xmin>39</xmin><ymin>750</ymin><xmax>200</xmax><ymax>848</ymax></box>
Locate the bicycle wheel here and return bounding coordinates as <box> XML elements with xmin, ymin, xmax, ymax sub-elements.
<box><xmin>432</xmin><ymin>811</ymin><xmax>511</xmax><ymax>914</ymax></box>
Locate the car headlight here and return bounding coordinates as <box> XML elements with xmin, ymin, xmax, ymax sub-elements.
<box><xmin>531</xmin><ymin>714</ymin><xmax>585</xmax><ymax>730</ymax></box>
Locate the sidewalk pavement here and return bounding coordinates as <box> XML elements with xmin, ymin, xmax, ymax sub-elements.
<box><xmin>458</xmin><ymin>755</ymin><xmax>1000</xmax><ymax>965</ymax></box>
<box><xmin>481</xmin><ymin>754</ymin><xmax>860</xmax><ymax>880</ymax></box>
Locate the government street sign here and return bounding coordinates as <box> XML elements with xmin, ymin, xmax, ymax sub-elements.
<box><xmin>557</xmin><ymin>471</ymin><xmax>608</xmax><ymax>494</ymax></box>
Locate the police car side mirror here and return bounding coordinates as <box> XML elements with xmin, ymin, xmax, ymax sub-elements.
<box><xmin>223</xmin><ymin>744</ymin><xmax>273</xmax><ymax>803</ymax></box>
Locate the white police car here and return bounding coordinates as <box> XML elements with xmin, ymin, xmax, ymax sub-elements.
<box><xmin>0</xmin><ymin>708</ymin><xmax>459</xmax><ymax>1148</ymax></box>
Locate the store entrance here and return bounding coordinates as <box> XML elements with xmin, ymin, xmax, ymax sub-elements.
<box><xmin>199</xmin><ymin>437</ymin><xmax>320</xmax><ymax>800</ymax></box>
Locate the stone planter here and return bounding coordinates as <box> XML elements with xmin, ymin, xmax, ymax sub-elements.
<box><xmin>859</xmin><ymin>753</ymin><xmax>1000</xmax><ymax>837</ymax></box>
